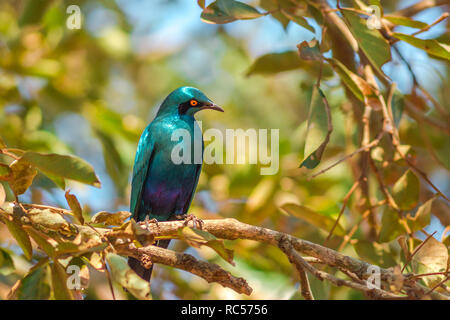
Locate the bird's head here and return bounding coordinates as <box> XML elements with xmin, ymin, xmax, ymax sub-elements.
<box><xmin>157</xmin><ymin>86</ymin><xmax>223</xmax><ymax>117</ymax></box>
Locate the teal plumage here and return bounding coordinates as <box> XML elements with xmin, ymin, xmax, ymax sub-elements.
<box><xmin>128</xmin><ymin>87</ymin><xmax>223</xmax><ymax>281</ymax></box>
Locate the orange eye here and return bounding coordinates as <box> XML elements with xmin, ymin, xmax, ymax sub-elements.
<box><xmin>190</xmin><ymin>99</ymin><xmax>198</xmax><ymax>106</ymax></box>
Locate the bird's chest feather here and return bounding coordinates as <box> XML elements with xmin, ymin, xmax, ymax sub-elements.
<box><xmin>142</xmin><ymin>115</ymin><xmax>203</xmax><ymax>207</ymax></box>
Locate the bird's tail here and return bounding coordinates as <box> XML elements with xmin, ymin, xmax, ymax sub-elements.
<box><xmin>128</xmin><ymin>239</ymin><xmax>171</xmax><ymax>282</ymax></box>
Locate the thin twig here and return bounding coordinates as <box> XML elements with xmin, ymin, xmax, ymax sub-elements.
<box><xmin>325</xmin><ymin>179</ymin><xmax>360</xmax><ymax>244</ymax></box>
<box><xmin>424</xmin><ymin>276</ymin><xmax>450</xmax><ymax>297</ymax></box>
<box><xmin>310</xmin><ymin>131</ymin><xmax>384</xmax><ymax>179</ymax></box>
<box><xmin>279</xmin><ymin>239</ymin><xmax>405</xmax><ymax>299</ymax></box>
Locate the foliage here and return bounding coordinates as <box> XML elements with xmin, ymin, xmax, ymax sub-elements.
<box><xmin>0</xmin><ymin>0</ymin><xmax>449</xmax><ymax>299</ymax></box>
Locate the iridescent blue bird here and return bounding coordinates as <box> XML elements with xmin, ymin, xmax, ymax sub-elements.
<box><xmin>128</xmin><ymin>87</ymin><xmax>223</xmax><ymax>281</ymax></box>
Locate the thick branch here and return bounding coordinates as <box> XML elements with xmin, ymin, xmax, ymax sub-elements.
<box><xmin>1</xmin><ymin>204</ymin><xmax>448</xmax><ymax>300</ymax></box>
<box><xmin>278</xmin><ymin>239</ymin><xmax>404</xmax><ymax>299</ymax></box>
<box><xmin>119</xmin><ymin>244</ymin><xmax>252</xmax><ymax>295</ymax></box>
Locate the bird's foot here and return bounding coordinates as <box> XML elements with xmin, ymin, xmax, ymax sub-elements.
<box><xmin>176</xmin><ymin>213</ymin><xmax>204</xmax><ymax>230</ymax></box>
<box><xmin>139</xmin><ymin>216</ymin><xmax>160</xmax><ymax>233</ymax></box>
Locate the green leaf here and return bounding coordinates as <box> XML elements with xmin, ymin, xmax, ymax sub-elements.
<box><xmin>326</xmin><ymin>58</ymin><xmax>377</xmax><ymax>102</ymax></box>
<box><xmin>25</xmin><ymin>227</ymin><xmax>56</xmax><ymax>258</ymax></box>
<box><xmin>281</xmin><ymin>9</ymin><xmax>315</xmax><ymax>33</ymax></box>
<box><xmin>11</xmin><ymin>264</ymin><xmax>51</xmax><ymax>300</ymax></box>
<box><xmin>0</xmin><ymin>248</ymin><xmax>15</xmax><ymax>276</ymax></box>
<box><xmin>216</xmin><ymin>0</ymin><xmax>261</xmax><ymax>19</ymax></box>
<box><xmin>260</xmin><ymin>0</ymin><xmax>290</xmax><ymax>29</ymax></box>
<box><xmin>91</xmin><ymin>210</ymin><xmax>131</xmax><ymax>226</ymax></box>
<box><xmin>45</xmin><ymin>172</ymin><xmax>66</xmax><ymax>190</ymax></box>
<box><xmin>19</xmin><ymin>0</ymin><xmax>55</xmax><ymax>26</ymax></box>
<box><xmin>94</xmin><ymin>128</ymin><xmax>127</xmax><ymax>193</ymax></box>
<box><xmin>391</xmin><ymin>90</ymin><xmax>404</xmax><ymax>127</ymax></box>
<box><xmin>379</xmin><ymin>207</ymin><xmax>405</xmax><ymax>243</ymax></box>
<box><xmin>392</xmin><ymin>33</ymin><xmax>450</xmax><ymax>61</ymax></box>
<box><xmin>412</xmin><ymin>237</ymin><xmax>448</xmax><ymax>287</ymax></box>
<box><xmin>4</xmin><ymin>219</ymin><xmax>33</xmax><ymax>260</ymax></box>
<box><xmin>384</xmin><ymin>15</ymin><xmax>427</xmax><ymax>29</ymax></box>
<box><xmin>201</xmin><ymin>0</ymin><xmax>261</xmax><ymax>24</ymax></box>
<box><xmin>106</xmin><ymin>253</ymin><xmax>151</xmax><ymax>300</ymax></box>
<box><xmin>246</xmin><ymin>51</ymin><xmax>302</xmax><ymax>76</ymax></box>
<box><xmin>178</xmin><ymin>227</ymin><xmax>235</xmax><ymax>265</ymax></box>
<box><xmin>353</xmin><ymin>240</ymin><xmax>397</xmax><ymax>268</ymax></box>
<box><xmin>9</xmin><ymin>159</ymin><xmax>37</xmax><ymax>195</ymax></box>
<box><xmin>341</xmin><ymin>8</ymin><xmax>391</xmax><ymax>72</ymax></box>
<box><xmin>65</xmin><ymin>190</ymin><xmax>84</xmax><ymax>225</ymax></box>
<box><xmin>300</xmin><ymin>86</ymin><xmax>332</xmax><ymax>169</ymax></box>
<box><xmin>50</xmin><ymin>262</ymin><xmax>74</xmax><ymax>300</ymax></box>
<box><xmin>22</xmin><ymin>151</ymin><xmax>101</xmax><ymax>188</ymax></box>
<box><xmin>392</xmin><ymin>170</ymin><xmax>420</xmax><ymax>211</ymax></box>
<box><xmin>280</xmin><ymin>203</ymin><xmax>345</xmax><ymax>236</ymax></box>
<box><xmin>407</xmin><ymin>196</ymin><xmax>437</xmax><ymax>233</ymax></box>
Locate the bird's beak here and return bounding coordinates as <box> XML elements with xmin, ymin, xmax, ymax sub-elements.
<box><xmin>200</xmin><ymin>102</ymin><xmax>224</xmax><ymax>112</ymax></box>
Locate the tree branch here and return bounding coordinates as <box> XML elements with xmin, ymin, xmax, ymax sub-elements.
<box><xmin>1</xmin><ymin>203</ymin><xmax>448</xmax><ymax>300</ymax></box>
<box><xmin>120</xmin><ymin>244</ymin><xmax>252</xmax><ymax>295</ymax></box>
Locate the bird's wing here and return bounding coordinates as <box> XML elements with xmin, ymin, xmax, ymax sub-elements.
<box><xmin>130</xmin><ymin>124</ymin><xmax>155</xmax><ymax>219</ymax></box>
<box><xmin>182</xmin><ymin>162</ymin><xmax>202</xmax><ymax>213</ymax></box>
<box><xmin>182</xmin><ymin>135</ymin><xmax>204</xmax><ymax>214</ymax></box>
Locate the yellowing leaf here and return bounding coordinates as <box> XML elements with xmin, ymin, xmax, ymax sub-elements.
<box><xmin>412</xmin><ymin>237</ymin><xmax>448</xmax><ymax>287</ymax></box>
<box><xmin>91</xmin><ymin>210</ymin><xmax>131</xmax><ymax>226</ymax></box>
<box><xmin>0</xmin><ymin>136</ymin><xmax>6</xmax><ymax>148</ymax></box>
<box><xmin>280</xmin><ymin>203</ymin><xmax>345</xmax><ymax>236</ymax></box>
<box><xmin>245</xmin><ymin>177</ymin><xmax>276</xmax><ymax>212</ymax></box>
<box><xmin>0</xmin><ymin>184</ymin><xmax>5</xmax><ymax>207</ymax></box>
<box><xmin>9</xmin><ymin>159</ymin><xmax>37</xmax><ymax>195</ymax></box>
<box><xmin>178</xmin><ymin>227</ymin><xmax>235</xmax><ymax>265</ymax></box>
<box><xmin>0</xmin><ymin>164</ymin><xmax>12</xmax><ymax>181</ymax></box>
<box><xmin>65</xmin><ymin>190</ymin><xmax>84</xmax><ymax>225</ymax></box>
<box><xmin>326</xmin><ymin>58</ymin><xmax>377</xmax><ymax>102</ymax></box>
<box><xmin>106</xmin><ymin>253</ymin><xmax>151</xmax><ymax>300</ymax></box>
<box><xmin>197</xmin><ymin>0</ymin><xmax>205</xmax><ymax>9</ymax></box>
<box><xmin>26</xmin><ymin>208</ymin><xmax>71</xmax><ymax>234</ymax></box>
<box><xmin>297</xmin><ymin>40</ymin><xmax>322</xmax><ymax>61</ymax></box>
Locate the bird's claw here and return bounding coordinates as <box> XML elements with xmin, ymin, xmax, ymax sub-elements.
<box><xmin>176</xmin><ymin>214</ymin><xmax>204</xmax><ymax>230</ymax></box>
<box><xmin>139</xmin><ymin>216</ymin><xmax>161</xmax><ymax>233</ymax></box>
